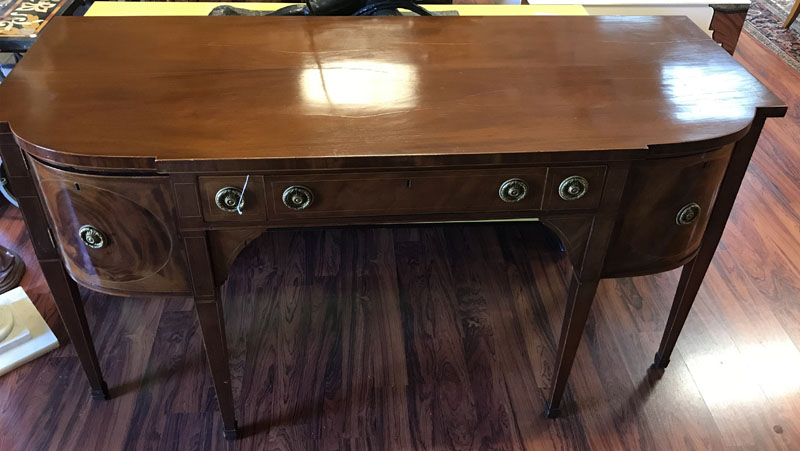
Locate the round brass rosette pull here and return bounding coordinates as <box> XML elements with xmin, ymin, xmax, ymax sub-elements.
<box><xmin>215</xmin><ymin>186</ymin><xmax>245</xmax><ymax>213</ymax></box>
<box><xmin>558</xmin><ymin>176</ymin><xmax>589</xmax><ymax>201</ymax></box>
<box><xmin>499</xmin><ymin>178</ymin><xmax>529</xmax><ymax>203</ymax></box>
<box><xmin>79</xmin><ymin>225</ymin><xmax>107</xmax><ymax>249</ymax></box>
<box><xmin>282</xmin><ymin>185</ymin><xmax>314</xmax><ymax>210</ymax></box>
<box><xmin>676</xmin><ymin>202</ymin><xmax>701</xmax><ymax>225</ymax></box>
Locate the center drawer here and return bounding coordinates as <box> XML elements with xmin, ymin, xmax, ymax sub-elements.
<box><xmin>266</xmin><ymin>168</ymin><xmax>553</xmax><ymax>220</ymax></box>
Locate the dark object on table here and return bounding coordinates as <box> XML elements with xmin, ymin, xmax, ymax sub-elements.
<box><xmin>209</xmin><ymin>5</ymin><xmax>286</xmax><ymax>16</ymax></box>
<box><xmin>209</xmin><ymin>0</ymin><xmax>432</xmax><ymax>17</ymax></box>
<box><xmin>0</xmin><ymin>245</ymin><xmax>24</xmax><ymax>295</ymax></box>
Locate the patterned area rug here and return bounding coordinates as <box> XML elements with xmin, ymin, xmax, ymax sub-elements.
<box><xmin>745</xmin><ymin>0</ymin><xmax>800</xmax><ymax>71</ymax></box>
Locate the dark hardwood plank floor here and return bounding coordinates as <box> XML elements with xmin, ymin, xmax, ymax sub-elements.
<box><xmin>1</xmin><ymin>31</ymin><xmax>799</xmax><ymax>450</ymax></box>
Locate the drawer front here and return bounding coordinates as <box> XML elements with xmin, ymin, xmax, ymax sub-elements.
<box><xmin>543</xmin><ymin>166</ymin><xmax>607</xmax><ymax>210</ymax></box>
<box><xmin>603</xmin><ymin>145</ymin><xmax>733</xmax><ymax>277</ymax></box>
<box><xmin>30</xmin><ymin>159</ymin><xmax>191</xmax><ymax>295</ymax></box>
<box><xmin>199</xmin><ymin>176</ymin><xmax>267</xmax><ymax>223</ymax></box>
<box><xmin>267</xmin><ymin>168</ymin><xmax>549</xmax><ymax>220</ymax></box>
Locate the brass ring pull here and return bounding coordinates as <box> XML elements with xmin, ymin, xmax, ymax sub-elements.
<box><xmin>79</xmin><ymin>225</ymin><xmax>107</xmax><ymax>249</ymax></box>
<box><xmin>499</xmin><ymin>178</ymin><xmax>528</xmax><ymax>203</ymax></box>
<box><xmin>558</xmin><ymin>175</ymin><xmax>589</xmax><ymax>201</ymax></box>
<box><xmin>282</xmin><ymin>185</ymin><xmax>314</xmax><ymax>210</ymax></box>
<box><xmin>676</xmin><ymin>202</ymin><xmax>701</xmax><ymax>225</ymax></box>
<box><xmin>215</xmin><ymin>186</ymin><xmax>244</xmax><ymax>213</ymax></box>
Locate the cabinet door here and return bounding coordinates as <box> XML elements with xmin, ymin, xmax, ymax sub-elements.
<box><xmin>603</xmin><ymin>145</ymin><xmax>732</xmax><ymax>277</ymax></box>
<box><xmin>31</xmin><ymin>159</ymin><xmax>190</xmax><ymax>296</ymax></box>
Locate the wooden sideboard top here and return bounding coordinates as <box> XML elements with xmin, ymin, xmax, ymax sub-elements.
<box><xmin>0</xmin><ymin>16</ymin><xmax>786</xmax><ymax>171</ymax></box>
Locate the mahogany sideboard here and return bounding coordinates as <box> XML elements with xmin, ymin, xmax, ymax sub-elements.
<box><xmin>0</xmin><ymin>16</ymin><xmax>786</xmax><ymax>439</ymax></box>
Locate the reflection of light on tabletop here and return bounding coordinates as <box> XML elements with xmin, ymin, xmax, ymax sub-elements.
<box><xmin>685</xmin><ymin>341</ymin><xmax>800</xmax><ymax>406</ymax></box>
<box><xmin>300</xmin><ymin>61</ymin><xmax>418</xmax><ymax>115</ymax></box>
<box><xmin>662</xmin><ymin>65</ymin><xmax>749</xmax><ymax>122</ymax></box>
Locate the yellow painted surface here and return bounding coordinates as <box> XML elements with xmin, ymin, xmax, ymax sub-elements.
<box><xmin>86</xmin><ymin>2</ymin><xmax>587</xmax><ymax>17</ymax></box>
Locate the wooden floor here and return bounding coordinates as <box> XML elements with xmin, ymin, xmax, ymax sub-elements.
<box><xmin>1</xmin><ymin>32</ymin><xmax>800</xmax><ymax>450</ymax></box>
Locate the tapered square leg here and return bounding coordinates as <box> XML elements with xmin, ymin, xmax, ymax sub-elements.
<box><xmin>654</xmin><ymin>118</ymin><xmax>768</xmax><ymax>369</ymax></box>
<box><xmin>651</xmin><ymin>352</ymin><xmax>670</xmax><ymax>370</ymax></box>
<box><xmin>545</xmin><ymin>275</ymin><xmax>600</xmax><ymax>416</ymax></box>
<box><xmin>184</xmin><ymin>232</ymin><xmax>239</xmax><ymax>439</ymax></box>
<box><xmin>543</xmin><ymin>211</ymin><xmax>619</xmax><ymax>418</ymax></box>
<box><xmin>2</xmin><ymin>129</ymin><xmax>109</xmax><ymax>399</ymax></box>
<box><xmin>40</xmin><ymin>259</ymin><xmax>109</xmax><ymax>399</ymax></box>
<box><xmin>654</xmin><ymin>251</ymin><xmax>715</xmax><ymax>368</ymax></box>
<box><xmin>195</xmin><ymin>296</ymin><xmax>239</xmax><ymax>438</ymax></box>
<box><xmin>92</xmin><ymin>381</ymin><xmax>111</xmax><ymax>400</ymax></box>
<box><xmin>223</xmin><ymin>421</ymin><xmax>239</xmax><ymax>440</ymax></box>
<box><xmin>545</xmin><ymin>402</ymin><xmax>561</xmax><ymax>419</ymax></box>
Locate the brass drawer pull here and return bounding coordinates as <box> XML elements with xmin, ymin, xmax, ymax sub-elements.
<box><xmin>215</xmin><ymin>186</ymin><xmax>245</xmax><ymax>213</ymax></box>
<box><xmin>499</xmin><ymin>178</ymin><xmax>528</xmax><ymax>203</ymax></box>
<box><xmin>79</xmin><ymin>225</ymin><xmax>107</xmax><ymax>249</ymax></box>
<box><xmin>558</xmin><ymin>175</ymin><xmax>588</xmax><ymax>201</ymax></box>
<box><xmin>676</xmin><ymin>202</ymin><xmax>701</xmax><ymax>225</ymax></box>
<box><xmin>282</xmin><ymin>185</ymin><xmax>314</xmax><ymax>210</ymax></box>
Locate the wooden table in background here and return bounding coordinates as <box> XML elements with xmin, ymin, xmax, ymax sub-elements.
<box><xmin>0</xmin><ymin>0</ymin><xmax>79</xmax><ymax>52</ymax></box>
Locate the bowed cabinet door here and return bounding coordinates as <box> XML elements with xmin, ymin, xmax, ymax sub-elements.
<box><xmin>30</xmin><ymin>159</ymin><xmax>191</xmax><ymax>296</ymax></box>
<box><xmin>603</xmin><ymin>145</ymin><xmax>733</xmax><ymax>278</ymax></box>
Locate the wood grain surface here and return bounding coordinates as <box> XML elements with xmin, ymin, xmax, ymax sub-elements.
<box><xmin>0</xmin><ymin>16</ymin><xmax>785</xmax><ymax>171</ymax></box>
<box><xmin>603</xmin><ymin>145</ymin><xmax>733</xmax><ymax>277</ymax></box>
<box><xmin>709</xmin><ymin>6</ymin><xmax>748</xmax><ymax>55</ymax></box>
<box><xmin>0</xmin><ymin>31</ymin><xmax>797</xmax><ymax>451</ymax></box>
<box><xmin>30</xmin><ymin>158</ymin><xmax>191</xmax><ymax>296</ymax></box>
